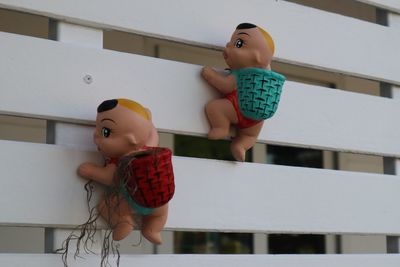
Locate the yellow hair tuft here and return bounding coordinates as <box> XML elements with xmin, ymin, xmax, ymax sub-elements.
<box><xmin>257</xmin><ymin>26</ymin><xmax>275</xmax><ymax>55</ymax></box>
<box><xmin>117</xmin><ymin>98</ymin><xmax>150</xmax><ymax>121</ymax></box>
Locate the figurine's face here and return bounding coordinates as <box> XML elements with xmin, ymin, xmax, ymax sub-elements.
<box><xmin>223</xmin><ymin>27</ymin><xmax>273</xmax><ymax>70</ymax></box>
<box><xmin>94</xmin><ymin>105</ymin><xmax>153</xmax><ymax>158</ymax></box>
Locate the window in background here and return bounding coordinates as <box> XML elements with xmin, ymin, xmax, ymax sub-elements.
<box><xmin>174</xmin><ymin>134</ymin><xmax>252</xmax><ymax>162</ymax></box>
<box><xmin>175</xmin><ymin>232</ymin><xmax>253</xmax><ymax>254</ymax></box>
<box><xmin>269</xmin><ymin>234</ymin><xmax>325</xmax><ymax>254</ymax></box>
<box><xmin>267</xmin><ymin>145</ymin><xmax>323</xmax><ymax>169</ymax></box>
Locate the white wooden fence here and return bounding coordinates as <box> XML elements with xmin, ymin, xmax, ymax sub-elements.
<box><xmin>1</xmin><ymin>0</ymin><xmax>400</xmax><ymax>266</ymax></box>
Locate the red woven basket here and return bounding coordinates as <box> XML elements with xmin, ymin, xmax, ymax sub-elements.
<box><xmin>123</xmin><ymin>147</ymin><xmax>175</xmax><ymax>208</ymax></box>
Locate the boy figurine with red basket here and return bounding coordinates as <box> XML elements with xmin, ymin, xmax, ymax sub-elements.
<box><xmin>202</xmin><ymin>23</ymin><xmax>285</xmax><ymax>161</ymax></box>
<box><xmin>78</xmin><ymin>98</ymin><xmax>174</xmax><ymax>244</ymax></box>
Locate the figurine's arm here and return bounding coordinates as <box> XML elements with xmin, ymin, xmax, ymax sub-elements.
<box><xmin>201</xmin><ymin>66</ymin><xmax>236</xmax><ymax>94</ymax></box>
<box><xmin>78</xmin><ymin>162</ymin><xmax>116</xmax><ymax>186</ymax></box>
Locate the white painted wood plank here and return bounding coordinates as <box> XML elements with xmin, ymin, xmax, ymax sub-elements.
<box><xmin>1</xmin><ymin>254</ymin><xmax>400</xmax><ymax>267</ymax></box>
<box><xmin>49</xmin><ymin>123</ymin><xmax>95</xmax><ymax>150</ymax></box>
<box><xmin>356</xmin><ymin>0</ymin><xmax>400</xmax><ymax>14</ymax></box>
<box><xmin>252</xmin><ymin>144</ymin><xmax>268</xmax><ymax>254</ymax></box>
<box><xmin>45</xmin><ymin>21</ymin><xmax>105</xmax><ymax>254</ymax></box>
<box><xmin>0</xmin><ymin>0</ymin><xmax>399</xmax><ymax>84</ymax></box>
<box><xmin>253</xmin><ymin>233</ymin><xmax>268</xmax><ymax>254</ymax></box>
<box><xmin>387</xmin><ymin>14</ymin><xmax>400</xmax><ymax>253</ymax></box>
<box><xmin>393</xmin><ymin>86</ymin><xmax>400</xmax><ymax>99</ymax></box>
<box><xmin>1</xmin><ymin>140</ymin><xmax>400</xmax><ymax>235</ymax></box>
<box><xmin>50</xmin><ymin>21</ymin><xmax>103</xmax><ymax>48</ymax></box>
<box><xmin>389</xmin><ymin>11</ymin><xmax>400</xmax><ymax>31</ymax></box>
<box><xmin>1</xmin><ymin>32</ymin><xmax>399</xmax><ymax>157</ymax></box>
<box><xmin>0</xmin><ymin>140</ymin><xmax>103</xmax><ymax>227</ymax></box>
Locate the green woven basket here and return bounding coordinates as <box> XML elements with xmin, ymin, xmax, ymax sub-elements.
<box><xmin>233</xmin><ymin>68</ymin><xmax>285</xmax><ymax>120</ymax></box>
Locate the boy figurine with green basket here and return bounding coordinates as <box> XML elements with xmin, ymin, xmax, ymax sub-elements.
<box><xmin>202</xmin><ymin>22</ymin><xmax>285</xmax><ymax>161</ymax></box>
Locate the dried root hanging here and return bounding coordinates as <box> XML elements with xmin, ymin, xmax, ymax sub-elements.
<box><xmin>56</xmin><ymin>181</ymin><xmax>122</xmax><ymax>267</ymax></box>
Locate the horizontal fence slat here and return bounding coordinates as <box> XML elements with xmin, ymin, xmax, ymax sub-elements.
<box><xmin>1</xmin><ymin>254</ymin><xmax>400</xmax><ymax>267</ymax></box>
<box><xmin>1</xmin><ymin>140</ymin><xmax>400</xmax><ymax>235</ymax></box>
<box><xmin>0</xmin><ymin>0</ymin><xmax>399</xmax><ymax>84</ymax></box>
<box><xmin>356</xmin><ymin>0</ymin><xmax>400</xmax><ymax>13</ymax></box>
<box><xmin>1</xmin><ymin>32</ymin><xmax>399</xmax><ymax>157</ymax></box>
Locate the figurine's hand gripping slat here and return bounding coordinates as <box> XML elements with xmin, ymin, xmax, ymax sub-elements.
<box><xmin>201</xmin><ymin>67</ymin><xmax>236</xmax><ymax>94</ymax></box>
<box><xmin>78</xmin><ymin>162</ymin><xmax>117</xmax><ymax>186</ymax></box>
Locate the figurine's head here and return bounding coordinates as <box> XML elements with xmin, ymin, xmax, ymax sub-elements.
<box><xmin>224</xmin><ymin>23</ymin><xmax>274</xmax><ymax>70</ymax></box>
<box><xmin>94</xmin><ymin>99</ymin><xmax>156</xmax><ymax>158</ymax></box>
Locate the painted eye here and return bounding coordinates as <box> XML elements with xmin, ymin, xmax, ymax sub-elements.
<box><xmin>234</xmin><ymin>38</ymin><xmax>244</xmax><ymax>48</ymax></box>
<box><xmin>101</xmin><ymin>127</ymin><xmax>111</xmax><ymax>138</ymax></box>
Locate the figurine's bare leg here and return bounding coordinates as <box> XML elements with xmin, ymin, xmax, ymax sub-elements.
<box><xmin>98</xmin><ymin>195</ymin><xmax>135</xmax><ymax>241</ymax></box>
<box><xmin>231</xmin><ymin>121</ymin><xmax>264</xmax><ymax>162</ymax></box>
<box><xmin>141</xmin><ymin>204</ymin><xmax>168</xmax><ymax>244</ymax></box>
<box><xmin>205</xmin><ymin>99</ymin><xmax>237</xmax><ymax>139</ymax></box>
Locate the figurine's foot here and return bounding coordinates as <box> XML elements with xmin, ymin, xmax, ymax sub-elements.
<box><xmin>112</xmin><ymin>220</ymin><xmax>134</xmax><ymax>241</ymax></box>
<box><xmin>230</xmin><ymin>122</ymin><xmax>264</xmax><ymax>161</ymax></box>
<box><xmin>140</xmin><ymin>204</ymin><xmax>168</xmax><ymax>245</ymax></box>
<box><xmin>141</xmin><ymin>229</ymin><xmax>162</xmax><ymax>245</ymax></box>
<box><xmin>230</xmin><ymin>142</ymin><xmax>246</xmax><ymax>162</ymax></box>
<box><xmin>208</xmin><ymin>127</ymin><xmax>229</xmax><ymax>140</ymax></box>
